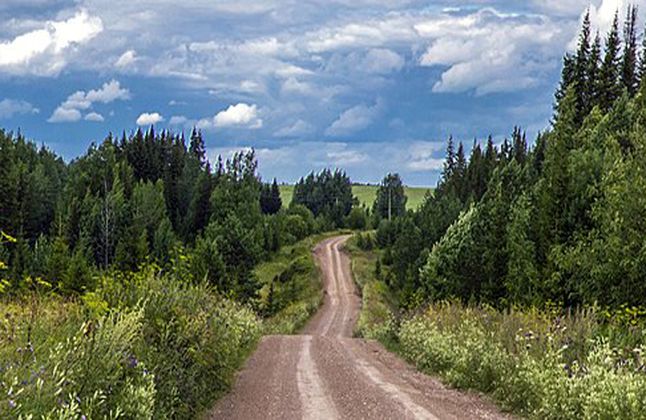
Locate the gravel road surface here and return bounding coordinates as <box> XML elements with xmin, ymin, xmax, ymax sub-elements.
<box><xmin>210</xmin><ymin>236</ymin><xmax>508</xmax><ymax>420</ymax></box>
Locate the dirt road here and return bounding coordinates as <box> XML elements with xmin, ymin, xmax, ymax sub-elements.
<box><xmin>210</xmin><ymin>236</ymin><xmax>507</xmax><ymax>419</ymax></box>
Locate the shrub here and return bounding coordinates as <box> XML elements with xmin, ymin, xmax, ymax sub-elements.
<box><xmin>0</xmin><ymin>268</ymin><xmax>261</xmax><ymax>419</ymax></box>
<box><xmin>394</xmin><ymin>302</ymin><xmax>646</xmax><ymax>419</ymax></box>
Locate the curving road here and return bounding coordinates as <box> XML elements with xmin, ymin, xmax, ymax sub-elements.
<box><xmin>210</xmin><ymin>236</ymin><xmax>507</xmax><ymax>420</ymax></box>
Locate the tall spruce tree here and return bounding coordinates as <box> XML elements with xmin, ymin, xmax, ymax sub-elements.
<box><xmin>598</xmin><ymin>11</ymin><xmax>622</xmax><ymax>112</ymax></box>
<box><xmin>573</xmin><ymin>9</ymin><xmax>592</xmax><ymax>123</ymax></box>
<box><xmin>621</xmin><ymin>5</ymin><xmax>639</xmax><ymax>96</ymax></box>
<box><xmin>586</xmin><ymin>31</ymin><xmax>602</xmax><ymax>112</ymax></box>
<box><xmin>373</xmin><ymin>173</ymin><xmax>407</xmax><ymax>221</ymax></box>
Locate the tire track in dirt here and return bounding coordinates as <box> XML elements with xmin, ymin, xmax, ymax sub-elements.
<box><xmin>210</xmin><ymin>236</ymin><xmax>509</xmax><ymax>420</ymax></box>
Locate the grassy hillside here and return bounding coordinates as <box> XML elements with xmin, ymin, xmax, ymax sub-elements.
<box><xmin>279</xmin><ymin>184</ymin><xmax>431</xmax><ymax>211</ymax></box>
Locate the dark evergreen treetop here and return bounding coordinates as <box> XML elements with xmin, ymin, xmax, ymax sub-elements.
<box><xmin>373</xmin><ymin>173</ymin><xmax>407</xmax><ymax>221</ymax></box>
<box><xmin>598</xmin><ymin>11</ymin><xmax>622</xmax><ymax>112</ymax></box>
<box><xmin>621</xmin><ymin>5</ymin><xmax>639</xmax><ymax>96</ymax></box>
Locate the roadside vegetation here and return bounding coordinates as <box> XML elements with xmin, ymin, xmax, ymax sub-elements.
<box><xmin>346</xmin><ymin>8</ymin><xmax>646</xmax><ymax>419</ymax></box>
<box><xmin>258</xmin><ymin>231</ymin><xmax>349</xmax><ymax>335</ymax></box>
<box><xmin>0</xmin><ymin>125</ymin><xmax>367</xmax><ymax>417</ymax></box>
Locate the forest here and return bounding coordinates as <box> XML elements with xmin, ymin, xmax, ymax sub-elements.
<box><xmin>4</xmin><ymin>5</ymin><xmax>646</xmax><ymax>419</ymax></box>
<box><xmin>374</xmin><ymin>7</ymin><xmax>646</xmax><ymax>310</ymax></box>
<box><xmin>0</xmin><ymin>126</ymin><xmax>360</xmax><ymax>417</ymax></box>
<box><xmin>346</xmin><ymin>7</ymin><xmax>646</xmax><ymax>418</ymax></box>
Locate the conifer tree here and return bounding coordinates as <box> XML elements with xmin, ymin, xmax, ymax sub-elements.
<box><xmin>598</xmin><ymin>11</ymin><xmax>622</xmax><ymax>111</ymax></box>
<box><xmin>586</xmin><ymin>31</ymin><xmax>602</xmax><ymax>112</ymax></box>
<box><xmin>573</xmin><ymin>9</ymin><xmax>591</xmax><ymax>123</ymax></box>
<box><xmin>373</xmin><ymin>173</ymin><xmax>407</xmax><ymax>221</ymax></box>
<box><xmin>555</xmin><ymin>54</ymin><xmax>575</xmax><ymax>109</ymax></box>
<box><xmin>189</xmin><ymin>128</ymin><xmax>206</xmax><ymax>166</ymax></box>
<box><xmin>639</xmin><ymin>21</ymin><xmax>646</xmax><ymax>83</ymax></box>
<box><xmin>621</xmin><ymin>5</ymin><xmax>639</xmax><ymax>96</ymax></box>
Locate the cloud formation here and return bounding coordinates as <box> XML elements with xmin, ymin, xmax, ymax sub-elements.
<box><xmin>326</xmin><ymin>100</ymin><xmax>383</xmax><ymax>137</ymax></box>
<box><xmin>0</xmin><ymin>9</ymin><xmax>102</xmax><ymax>75</ymax></box>
<box><xmin>84</xmin><ymin>111</ymin><xmax>104</xmax><ymax>122</ymax></box>
<box><xmin>200</xmin><ymin>103</ymin><xmax>263</xmax><ymax>129</ymax></box>
<box><xmin>0</xmin><ymin>99</ymin><xmax>39</xmax><ymax>119</ymax></box>
<box><xmin>48</xmin><ymin>79</ymin><xmax>130</xmax><ymax>123</ymax></box>
<box><xmin>136</xmin><ymin>112</ymin><xmax>164</xmax><ymax>126</ymax></box>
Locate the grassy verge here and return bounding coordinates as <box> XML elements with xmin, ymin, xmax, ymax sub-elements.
<box><xmin>345</xmin><ymin>234</ymin><xmax>646</xmax><ymax>418</ymax></box>
<box><xmin>344</xmin><ymin>233</ymin><xmax>398</xmax><ymax>345</ymax></box>
<box><xmin>0</xmin><ymin>269</ymin><xmax>261</xmax><ymax>419</ymax></box>
<box><xmin>258</xmin><ymin>231</ymin><xmax>350</xmax><ymax>335</ymax></box>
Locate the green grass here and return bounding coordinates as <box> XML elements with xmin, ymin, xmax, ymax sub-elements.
<box><xmin>257</xmin><ymin>231</ymin><xmax>350</xmax><ymax>335</ymax></box>
<box><xmin>344</xmin><ymin>233</ymin><xmax>398</xmax><ymax>343</ymax></box>
<box><xmin>279</xmin><ymin>184</ymin><xmax>432</xmax><ymax>211</ymax></box>
<box><xmin>344</xmin><ymin>237</ymin><xmax>646</xmax><ymax>419</ymax></box>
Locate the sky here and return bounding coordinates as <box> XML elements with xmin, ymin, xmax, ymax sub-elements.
<box><xmin>0</xmin><ymin>0</ymin><xmax>636</xmax><ymax>186</ymax></box>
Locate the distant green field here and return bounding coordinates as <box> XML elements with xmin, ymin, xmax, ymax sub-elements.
<box><xmin>279</xmin><ymin>184</ymin><xmax>432</xmax><ymax>211</ymax></box>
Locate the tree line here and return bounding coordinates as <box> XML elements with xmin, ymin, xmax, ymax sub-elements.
<box><xmin>0</xmin><ymin>127</ymin><xmax>358</xmax><ymax>303</ymax></box>
<box><xmin>374</xmin><ymin>6</ymin><xmax>646</xmax><ymax>309</ymax></box>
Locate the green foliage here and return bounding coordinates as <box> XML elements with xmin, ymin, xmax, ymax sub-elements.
<box><xmin>0</xmin><ymin>268</ymin><xmax>261</xmax><ymax>419</ymax></box>
<box><xmin>260</xmin><ymin>178</ymin><xmax>282</xmax><ymax>215</ymax></box>
<box><xmin>292</xmin><ymin>169</ymin><xmax>354</xmax><ymax>227</ymax></box>
<box><xmin>345</xmin><ymin>206</ymin><xmax>369</xmax><ymax>230</ymax></box>
<box><xmin>372</xmin><ymin>173</ymin><xmax>407</xmax><ymax>222</ymax></box>
<box><xmin>258</xmin><ymin>232</ymin><xmax>345</xmax><ymax>334</ymax></box>
<box><xmin>345</xmin><ymin>234</ymin><xmax>398</xmax><ymax>344</ymax></box>
<box><xmin>396</xmin><ymin>302</ymin><xmax>646</xmax><ymax>419</ymax></box>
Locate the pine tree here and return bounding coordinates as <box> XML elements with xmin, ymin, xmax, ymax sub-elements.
<box><xmin>373</xmin><ymin>173</ymin><xmax>407</xmax><ymax>221</ymax></box>
<box><xmin>441</xmin><ymin>136</ymin><xmax>456</xmax><ymax>186</ymax></box>
<box><xmin>511</xmin><ymin>126</ymin><xmax>527</xmax><ymax>164</ymax></box>
<box><xmin>639</xmin><ymin>21</ymin><xmax>646</xmax><ymax>84</ymax></box>
<box><xmin>260</xmin><ymin>181</ymin><xmax>282</xmax><ymax>215</ymax></box>
<box><xmin>621</xmin><ymin>5</ymin><xmax>639</xmax><ymax>96</ymax></box>
<box><xmin>270</xmin><ymin>179</ymin><xmax>282</xmax><ymax>213</ymax></box>
<box><xmin>586</xmin><ymin>31</ymin><xmax>602</xmax><ymax>112</ymax></box>
<box><xmin>573</xmin><ymin>9</ymin><xmax>591</xmax><ymax>123</ymax></box>
<box><xmin>189</xmin><ymin>128</ymin><xmax>206</xmax><ymax>166</ymax></box>
<box><xmin>455</xmin><ymin>142</ymin><xmax>467</xmax><ymax>202</ymax></box>
<box><xmin>598</xmin><ymin>11</ymin><xmax>622</xmax><ymax>112</ymax></box>
<box><xmin>555</xmin><ymin>53</ymin><xmax>575</xmax><ymax>109</ymax></box>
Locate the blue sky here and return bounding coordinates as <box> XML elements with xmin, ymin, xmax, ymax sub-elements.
<box><xmin>0</xmin><ymin>0</ymin><xmax>632</xmax><ymax>185</ymax></box>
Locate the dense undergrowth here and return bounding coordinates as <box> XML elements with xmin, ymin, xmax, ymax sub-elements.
<box><xmin>347</xmin><ymin>232</ymin><xmax>646</xmax><ymax>419</ymax></box>
<box><xmin>0</xmin><ymin>268</ymin><xmax>260</xmax><ymax>419</ymax></box>
<box><xmin>259</xmin><ymin>231</ymin><xmax>349</xmax><ymax>335</ymax></box>
<box><xmin>0</xmin><ymin>228</ymin><xmax>351</xmax><ymax>419</ymax></box>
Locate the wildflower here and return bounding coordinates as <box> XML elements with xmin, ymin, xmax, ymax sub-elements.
<box><xmin>127</xmin><ymin>355</ymin><xmax>138</xmax><ymax>368</ymax></box>
<box><xmin>81</xmin><ymin>415</ymin><xmax>87</xmax><ymax>420</ymax></box>
<box><xmin>8</xmin><ymin>400</ymin><xmax>15</xmax><ymax>409</ymax></box>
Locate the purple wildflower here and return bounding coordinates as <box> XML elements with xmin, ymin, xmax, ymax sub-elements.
<box><xmin>127</xmin><ymin>355</ymin><xmax>139</xmax><ymax>369</ymax></box>
<box><xmin>8</xmin><ymin>400</ymin><xmax>15</xmax><ymax>409</ymax></box>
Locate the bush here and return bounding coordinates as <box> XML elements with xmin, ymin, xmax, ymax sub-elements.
<box><xmin>395</xmin><ymin>302</ymin><xmax>646</xmax><ymax>419</ymax></box>
<box><xmin>346</xmin><ymin>207</ymin><xmax>369</xmax><ymax>230</ymax></box>
<box><xmin>0</xmin><ymin>268</ymin><xmax>261</xmax><ymax>419</ymax></box>
<box><xmin>0</xmin><ymin>299</ymin><xmax>155</xmax><ymax>419</ymax></box>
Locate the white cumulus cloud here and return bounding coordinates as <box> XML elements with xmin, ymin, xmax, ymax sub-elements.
<box><xmin>48</xmin><ymin>80</ymin><xmax>130</xmax><ymax>123</ymax></box>
<box><xmin>0</xmin><ymin>9</ymin><xmax>103</xmax><ymax>75</ymax></box>
<box><xmin>48</xmin><ymin>107</ymin><xmax>82</xmax><ymax>123</ymax></box>
<box><xmin>169</xmin><ymin>115</ymin><xmax>188</xmax><ymax>125</ymax></box>
<box><xmin>199</xmin><ymin>103</ymin><xmax>263</xmax><ymax>129</ymax></box>
<box><xmin>274</xmin><ymin>119</ymin><xmax>315</xmax><ymax>137</ymax></box>
<box><xmin>136</xmin><ymin>112</ymin><xmax>164</xmax><ymax>126</ymax></box>
<box><xmin>84</xmin><ymin>112</ymin><xmax>104</xmax><ymax>122</ymax></box>
<box><xmin>115</xmin><ymin>49</ymin><xmax>138</xmax><ymax>68</ymax></box>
